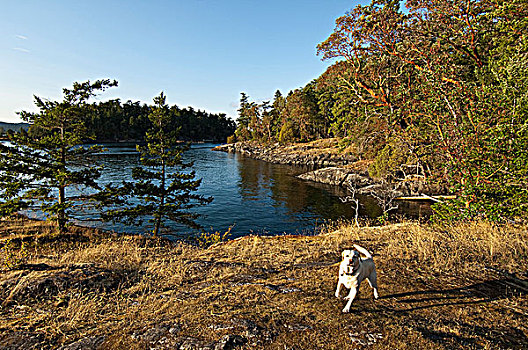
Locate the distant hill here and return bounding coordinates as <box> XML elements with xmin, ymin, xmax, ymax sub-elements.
<box><xmin>0</xmin><ymin>122</ymin><xmax>30</xmax><ymax>133</ymax></box>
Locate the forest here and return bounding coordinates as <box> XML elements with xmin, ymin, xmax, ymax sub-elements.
<box><xmin>233</xmin><ymin>0</ymin><xmax>527</xmax><ymax>222</ymax></box>
<box><xmin>24</xmin><ymin>98</ymin><xmax>235</xmax><ymax>143</ymax></box>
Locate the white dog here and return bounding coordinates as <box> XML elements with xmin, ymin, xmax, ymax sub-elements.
<box><xmin>335</xmin><ymin>244</ymin><xmax>379</xmax><ymax>313</ymax></box>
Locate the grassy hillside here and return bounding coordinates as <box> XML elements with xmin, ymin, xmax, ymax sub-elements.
<box><xmin>1</xmin><ymin>217</ymin><xmax>527</xmax><ymax>349</ymax></box>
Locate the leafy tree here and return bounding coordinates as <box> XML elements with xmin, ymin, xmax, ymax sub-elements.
<box><xmin>0</xmin><ymin>79</ymin><xmax>117</xmax><ymax>232</ymax></box>
<box><xmin>82</xmin><ymin>98</ymin><xmax>234</xmax><ymax>143</ymax></box>
<box><xmin>123</xmin><ymin>100</ymin><xmax>152</xmax><ymax>141</ymax></box>
<box><xmin>435</xmin><ymin>1</ymin><xmax>528</xmax><ymax>221</ymax></box>
<box><xmin>282</xmin><ymin>84</ymin><xmax>321</xmax><ymax>142</ymax></box>
<box><xmin>101</xmin><ymin>92</ymin><xmax>212</xmax><ymax>236</ymax></box>
<box><xmin>234</xmin><ymin>92</ymin><xmax>263</xmax><ymax>141</ymax></box>
<box><xmin>270</xmin><ymin>90</ymin><xmax>286</xmax><ymax>139</ymax></box>
<box><xmin>87</xmin><ymin>99</ymin><xmax>125</xmax><ymax>141</ymax></box>
<box><xmin>230</xmin><ymin>0</ymin><xmax>526</xmax><ymax>222</ymax></box>
<box><xmin>316</xmin><ymin>0</ymin><xmax>528</xmax><ymax>221</ymax></box>
<box><xmin>225</xmin><ymin>0</ymin><xmax>526</xmax><ymax>222</ymax></box>
<box><xmin>259</xmin><ymin>100</ymin><xmax>274</xmax><ymax>142</ymax></box>
<box><xmin>278</xmin><ymin>121</ymin><xmax>297</xmax><ymax>144</ymax></box>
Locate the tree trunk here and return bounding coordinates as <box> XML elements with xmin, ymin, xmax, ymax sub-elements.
<box><xmin>58</xmin><ymin>185</ymin><xmax>66</xmax><ymax>233</ymax></box>
<box><xmin>58</xmin><ymin>126</ymin><xmax>67</xmax><ymax>233</ymax></box>
<box><xmin>153</xmin><ymin>159</ymin><xmax>166</xmax><ymax>237</ymax></box>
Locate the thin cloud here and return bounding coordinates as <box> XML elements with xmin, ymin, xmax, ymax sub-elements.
<box><xmin>13</xmin><ymin>47</ymin><xmax>31</xmax><ymax>53</ymax></box>
<box><xmin>16</xmin><ymin>35</ymin><xmax>28</xmax><ymax>40</ymax></box>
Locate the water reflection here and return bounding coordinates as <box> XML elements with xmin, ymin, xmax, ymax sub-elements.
<box><xmin>233</xmin><ymin>155</ymin><xmax>357</xmax><ymax>234</ymax></box>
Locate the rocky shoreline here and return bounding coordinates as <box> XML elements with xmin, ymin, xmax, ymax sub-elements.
<box><xmin>213</xmin><ymin>142</ymin><xmax>448</xmax><ymax>198</ymax></box>
<box><xmin>212</xmin><ymin>142</ymin><xmax>357</xmax><ymax>168</ymax></box>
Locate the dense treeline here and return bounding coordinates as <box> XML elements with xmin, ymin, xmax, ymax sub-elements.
<box><xmin>0</xmin><ymin>122</ymin><xmax>29</xmax><ymax>136</ymax></box>
<box><xmin>27</xmin><ymin>98</ymin><xmax>235</xmax><ymax>143</ymax></box>
<box><xmin>234</xmin><ymin>0</ymin><xmax>528</xmax><ymax>221</ymax></box>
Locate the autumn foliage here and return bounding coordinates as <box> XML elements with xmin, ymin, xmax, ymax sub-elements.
<box><xmin>234</xmin><ymin>0</ymin><xmax>528</xmax><ymax>222</ymax></box>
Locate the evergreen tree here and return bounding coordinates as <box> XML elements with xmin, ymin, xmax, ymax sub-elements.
<box><xmin>234</xmin><ymin>92</ymin><xmax>254</xmax><ymax>141</ymax></box>
<box><xmin>260</xmin><ymin>100</ymin><xmax>273</xmax><ymax>142</ymax></box>
<box><xmin>101</xmin><ymin>92</ymin><xmax>212</xmax><ymax>236</ymax></box>
<box><xmin>0</xmin><ymin>79</ymin><xmax>117</xmax><ymax>232</ymax></box>
<box><xmin>270</xmin><ymin>90</ymin><xmax>286</xmax><ymax>140</ymax></box>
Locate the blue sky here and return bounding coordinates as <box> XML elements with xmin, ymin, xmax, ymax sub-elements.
<box><xmin>0</xmin><ymin>0</ymin><xmax>365</xmax><ymax>123</ymax></box>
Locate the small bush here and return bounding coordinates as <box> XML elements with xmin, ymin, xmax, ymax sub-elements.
<box><xmin>369</xmin><ymin>138</ymin><xmax>409</xmax><ymax>178</ymax></box>
<box><xmin>226</xmin><ymin>134</ymin><xmax>236</xmax><ymax>144</ymax></box>
<box><xmin>279</xmin><ymin>121</ymin><xmax>296</xmax><ymax>144</ymax></box>
<box><xmin>0</xmin><ymin>239</ymin><xmax>29</xmax><ymax>270</ymax></box>
<box><xmin>195</xmin><ymin>226</ymin><xmax>233</xmax><ymax>248</ymax></box>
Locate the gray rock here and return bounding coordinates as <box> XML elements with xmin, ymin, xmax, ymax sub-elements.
<box><xmin>1</xmin><ymin>265</ymin><xmax>121</xmax><ymax>306</ymax></box>
<box><xmin>57</xmin><ymin>336</ymin><xmax>105</xmax><ymax>350</ymax></box>
<box><xmin>214</xmin><ymin>142</ymin><xmax>448</xmax><ymax>198</ymax></box>
<box><xmin>298</xmin><ymin>167</ymin><xmax>361</xmax><ymax>187</ymax></box>
<box><xmin>286</xmin><ymin>324</ymin><xmax>312</xmax><ymax>331</ymax></box>
<box><xmin>179</xmin><ymin>337</ymin><xmax>214</xmax><ymax>350</ymax></box>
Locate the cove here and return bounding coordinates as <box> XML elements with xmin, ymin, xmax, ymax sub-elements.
<box><xmin>81</xmin><ymin>143</ymin><xmax>368</xmax><ymax>239</ymax></box>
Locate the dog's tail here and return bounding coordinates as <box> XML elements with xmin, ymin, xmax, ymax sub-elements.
<box><xmin>353</xmin><ymin>244</ymin><xmax>372</xmax><ymax>259</ymax></box>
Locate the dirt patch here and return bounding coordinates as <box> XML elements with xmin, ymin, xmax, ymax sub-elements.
<box><xmin>1</xmin><ymin>264</ymin><xmax>124</xmax><ymax>306</ymax></box>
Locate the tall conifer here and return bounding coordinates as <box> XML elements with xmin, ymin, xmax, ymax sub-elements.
<box><xmin>101</xmin><ymin>92</ymin><xmax>211</xmax><ymax>236</ymax></box>
<box><xmin>0</xmin><ymin>80</ymin><xmax>117</xmax><ymax>232</ymax></box>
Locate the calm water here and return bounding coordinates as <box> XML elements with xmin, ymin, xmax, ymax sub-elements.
<box><xmin>81</xmin><ymin>143</ymin><xmax>358</xmax><ymax>238</ymax></box>
<box><xmin>25</xmin><ymin>143</ymin><xmax>431</xmax><ymax>239</ymax></box>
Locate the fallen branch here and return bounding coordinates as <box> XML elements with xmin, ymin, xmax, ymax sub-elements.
<box><xmin>394</xmin><ymin>195</ymin><xmax>457</xmax><ymax>202</ymax></box>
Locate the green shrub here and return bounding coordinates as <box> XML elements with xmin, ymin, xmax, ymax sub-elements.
<box><xmin>279</xmin><ymin>122</ymin><xmax>296</xmax><ymax>144</ymax></box>
<box><xmin>369</xmin><ymin>139</ymin><xmax>409</xmax><ymax>178</ymax></box>
<box><xmin>195</xmin><ymin>226</ymin><xmax>232</xmax><ymax>248</ymax></box>
<box><xmin>1</xmin><ymin>239</ymin><xmax>28</xmax><ymax>270</ymax></box>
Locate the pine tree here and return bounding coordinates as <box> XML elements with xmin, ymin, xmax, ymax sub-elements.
<box><xmin>0</xmin><ymin>79</ymin><xmax>117</xmax><ymax>232</ymax></box>
<box><xmin>101</xmin><ymin>92</ymin><xmax>212</xmax><ymax>236</ymax></box>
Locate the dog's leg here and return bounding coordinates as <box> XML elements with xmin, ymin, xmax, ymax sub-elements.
<box><xmin>335</xmin><ymin>280</ymin><xmax>342</xmax><ymax>298</ymax></box>
<box><xmin>342</xmin><ymin>286</ymin><xmax>357</xmax><ymax>313</ymax></box>
<box><xmin>367</xmin><ymin>270</ymin><xmax>379</xmax><ymax>299</ymax></box>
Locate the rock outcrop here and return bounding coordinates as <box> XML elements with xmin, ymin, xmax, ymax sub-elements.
<box><xmin>213</xmin><ymin>143</ymin><xmax>357</xmax><ymax>168</ymax></box>
<box><xmin>298</xmin><ymin>167</ymin><xmax>447</xmax><ymax>197</ymax></box>
<box><xmin>214</xmin><ymin>142</ymin><xmax>448</xmax><ymax>197</ymax></box>
<box><xmin>0</xmin><ymin>263</ymin><xmax>122</xmax><ymax>307</ymax></box>
<box><xmin>297</xmin><ymin>167</ymin><xmax>371</xmax><ymax>188</ymax></box>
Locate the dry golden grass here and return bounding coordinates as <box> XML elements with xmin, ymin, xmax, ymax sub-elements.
<box><xmin>279</xmin><ymin>137</ymin><xmax>369</xmax><ymax>159</ymax></box>
<box><xmin>1</xmin><ymin>217</ymin><xmax>527</xmax><ymax>349</ymax></box>
<box><xmin>333</xmin><ymin>221</ymin><xmax>528</xmax><ymax>274</ymax></box>
<box><xmin>0</xmin><ymin>216</ymin><xmax>60</xmax><ymax>237</ymax></box>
